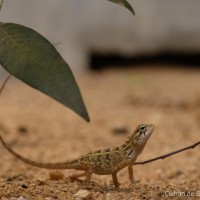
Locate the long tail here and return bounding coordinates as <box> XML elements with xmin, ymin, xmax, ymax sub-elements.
<box><xmin>0</xmin><ymin>134</ymin><xmax>76</xmax><ymax>169</ymax></box>
<box><xmin>0</xmin><ymin>77</ymin><xmax>78</xmax><ymax>170</ymax></box>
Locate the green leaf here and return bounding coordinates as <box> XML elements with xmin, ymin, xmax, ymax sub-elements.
<box><xmin>0</xmin><ymin>22</ymin><xmax>90</xmax><ymax>122</ymax></box>
<box><xmin>108</xmin><ymin>0</ymin><xmax>135</xmax><ymax>15</ymax></box>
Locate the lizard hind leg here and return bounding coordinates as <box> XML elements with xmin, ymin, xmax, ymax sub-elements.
<box><xmin>68</xmin><ymin>171</ymin><xmax>87</xmax><ymax>181</ymax></box>
<box><xmin>112</xmin><ymin>172</ymin><xmax>120</xmax><ymax>188</ymax></box>
<box><xmin>85</xmin><ymin>166</ymin><xmax>94</xmax><ymax>185</ymax></box>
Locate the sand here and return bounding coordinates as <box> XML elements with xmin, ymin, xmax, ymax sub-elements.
<box><xmin>0</xmin><ymin>66</ymin><xmax>200</xmax><ymax>199</ymax></box>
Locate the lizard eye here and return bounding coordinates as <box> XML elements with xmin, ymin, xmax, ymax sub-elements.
<box><xmin>139</xmin><ymin>124</ymin><xmax>147</xmax><ymax>129</ymax></box>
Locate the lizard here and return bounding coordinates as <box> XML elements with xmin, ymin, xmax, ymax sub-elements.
<box><xmin>0</xmin><ymin>124</ymin><xmax>154</xmax><ymax>188</ymax></box>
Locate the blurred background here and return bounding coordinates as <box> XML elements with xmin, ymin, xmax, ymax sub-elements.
<box><xmin>0</xmin><ymin>0</ymin><xmax>200</xmax><ymax>76</ymax></box>
<box><xmin>0</xmin><ymin>1</ymin><xmax>200</xmax><ymax>195</ymax></box>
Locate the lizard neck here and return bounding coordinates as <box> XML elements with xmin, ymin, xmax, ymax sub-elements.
<box><xmin>120</xmin><ymin>136</ymin><xmax>147</xmax><ymax>158</ymax></box>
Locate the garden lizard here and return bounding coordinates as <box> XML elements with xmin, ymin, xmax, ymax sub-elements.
<box><xmin>0</xmin><ymin>124</ymin><xmax>154</xmax><ymax>188</ymax></box>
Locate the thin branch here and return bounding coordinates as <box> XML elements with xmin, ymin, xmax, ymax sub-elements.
<box><xmin>0</xmin><ymin>74</ymin><xmax>12</xmax><ymax>95</ymax></box>
<box><xmin>134</xmin><ymin>140</ymin><xmax>200</xmax><ymax>165</ymax></box>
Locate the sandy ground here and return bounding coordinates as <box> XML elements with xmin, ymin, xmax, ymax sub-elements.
<box><xmin>0</xmin><ymin>66</ymin><xmax>200</xmax><ymax>199</ymax></box>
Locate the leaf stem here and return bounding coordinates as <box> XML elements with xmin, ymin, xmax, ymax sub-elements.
<box><xmin>0</xmin><ymin>0</ymin><xmax>4</xmax><ymax>12</ymax></box>
<box><xmin>0</xmin><ymin>74</ymin><xmax>12</xmax><ymax>95</ymax></box>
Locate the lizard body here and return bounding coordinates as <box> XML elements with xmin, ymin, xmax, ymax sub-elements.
<box><xmin>0</xmin><ymin>124</ymin><xmax>154</xmax><ymax>188</ymax></box>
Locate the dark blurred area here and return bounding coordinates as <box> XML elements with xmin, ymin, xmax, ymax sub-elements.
<box><xmin>90</xmin><ymin>52</ymin><xmax>200</xmax><ymax>70</ymax></box>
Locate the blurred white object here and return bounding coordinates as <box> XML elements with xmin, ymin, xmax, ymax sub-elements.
<box><xmin>0</xmin><ymin>0</ymin><xmax>200</xmax><ymax>73</ymax></box>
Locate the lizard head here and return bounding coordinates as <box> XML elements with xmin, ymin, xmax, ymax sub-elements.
<box><xmin>123</xmin><ymin>124</ymin><xmax>154</xmax><ymax>156</ymax></box>
<box><xmin>133</xmin><ymin>124</ymin><xmax>154</xmax><ymax>145</ymax></box>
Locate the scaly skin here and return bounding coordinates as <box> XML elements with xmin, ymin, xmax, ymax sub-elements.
<box><xmin>0</xmin><ymin>124</ymin><xmax>154</xmax><ymax>188</ymax></box>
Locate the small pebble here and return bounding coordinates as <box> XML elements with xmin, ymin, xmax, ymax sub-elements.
<box><xmin>49</xmin><ymin>171</ymin><xmax>64</xmax><ymax>180</ymax></box>
<box><xmin>21</xmin><ymin>184</ymin><xmax>28</xmax><ymax>189</ymax></box>
<box><xmin>1</xmin><ymin>198</ymin><xmax>9</xmax><ymax>200</ymax></box>
<box><xmin>106</xmin><ymin>193</ymin><xmax>112</xmax><ymax>200</ymax></box>
<box><xmin>17</xmin><ymin>197</ymin><xmax>26</xmax><ymax>200</ymax></box>
<box><xmin>17</xmin><ymin>126</ymin><xmax>28</xmax><ymax>134</ymax></box>
<box><xmin>73</xmin><ymin>189</ymin><xmax>92</xmax><ymax>200</ymax></box>
<box><xmin>36</xmin><ymin>178</ymin><xmax>46</xmax><ymax>185</ymax></box>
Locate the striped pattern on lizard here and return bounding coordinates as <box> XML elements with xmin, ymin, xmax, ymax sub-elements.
<box><xmin>0</xmin><ymin>124</ymin><xmax>154</xmax><ymax>188</ymax></box>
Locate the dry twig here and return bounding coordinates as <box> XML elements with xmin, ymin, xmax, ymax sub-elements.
<box><xmin>135</xmin><ymin>140</ymin><xmax>200</xmax><ymax>165</ymax></box>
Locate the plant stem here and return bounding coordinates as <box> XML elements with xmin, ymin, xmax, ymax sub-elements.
<box><xmin>0</xmin><ymin>0</ymin><xmax>4</xmax><ymax>12</ymax></box>
<box><xmin>0</xmin><ymin>74</ymin><xmax>11</xmax><ymax>95</ymax></box>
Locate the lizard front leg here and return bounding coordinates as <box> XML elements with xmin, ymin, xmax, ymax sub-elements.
<box><xmin>128</xmin><ymin>165</ymin><xmax>134</xmax><ymax>184</ymax></box>
<box><xmin>112</xmin><ymin>159</ymin><xmax>130</xmax><ymax>188</ymax></box>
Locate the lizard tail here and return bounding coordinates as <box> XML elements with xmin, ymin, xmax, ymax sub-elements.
<box><xmin>0</xmin><ymin>134</ymin><xmax>75</xmax><ymax>170</ymax></box>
